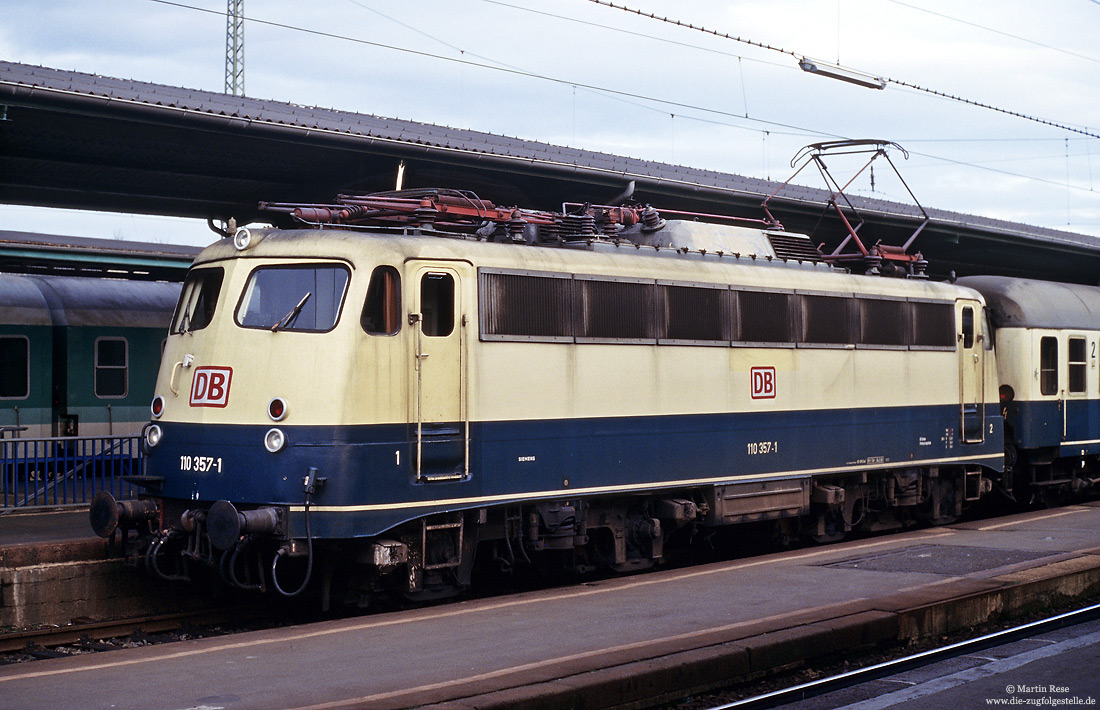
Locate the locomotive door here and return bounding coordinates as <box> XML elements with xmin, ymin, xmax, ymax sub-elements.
<box><xmin>407</xmin><ymin>262</ymin><xmax>470</xmax><ymax>482</ymax></box>
<box><xmin>957</xmin><ymin>299</ymin><xmax>985</xmax><ymax>444</ymax></box>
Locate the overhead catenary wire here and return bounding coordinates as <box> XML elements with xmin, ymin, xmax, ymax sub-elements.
<box><xmin>584</xmin><ymin>0</ymin><xmax>1100</xmax><ymax>140</ymax></box>
<box><xmin>144</xmin><ymin>0</ymin><xmax>1099</xmax><ymax>199</ymax></box>
<box><xmin>148</xmin><ymin>0</ymin><xmax>842</xmax><ymax>142</ymax></box>
<box><xmin>883</xmin><ymin>0</ymin><xmax>1100</xmax><ymax>66</ymax></box>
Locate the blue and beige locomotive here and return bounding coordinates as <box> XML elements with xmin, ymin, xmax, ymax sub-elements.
<box><xmin>92</xmin><ymin>189</ymin><xmax>1092</xmax><ymax>605</ymax></box>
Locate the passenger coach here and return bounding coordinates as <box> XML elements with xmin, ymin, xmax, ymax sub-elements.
<box><xmin>960</xmin><ymin>276</ymin><xmax>1100</xmax><ymax>500</ymax></box>
<box><xmin>0</xmin><ymin>274</ymin><xmax>179</xmax><ymax>439</ymax></box>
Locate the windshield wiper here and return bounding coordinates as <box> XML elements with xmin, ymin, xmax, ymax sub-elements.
<box><xmin>271</xmin><ymin>292</ymin><xmax>311</xmax><ymax>332</ymax></box>
<box><xmin>178</xmin><ymin>296</ymin><xmax>193</xmax><ymax>334</ymax></box>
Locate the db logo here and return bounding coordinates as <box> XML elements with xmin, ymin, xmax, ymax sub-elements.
<box><xmin>750</xmin><ymin>367</ymin><xmax>776</xmax><ymax>399</ymax></box>
<box><xmin>190</xmin><ymin>367</ymin><xmax>233</xmax><ymax>408</ymax></box>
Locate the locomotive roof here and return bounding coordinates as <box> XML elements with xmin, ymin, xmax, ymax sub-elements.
<box><xmin>0</xmin><ymin>273</ymin><xmax>180</xmax><ymax>328</ymax></box>
<box><xmin>200</xmin><ymin>226</ymin><xmax>973</xmax><ymax>303</ymax></box>
<box><xmin>957</xmin><ymin>276</ymin><xmax>1100</xmax><ymax>329</ymax></box>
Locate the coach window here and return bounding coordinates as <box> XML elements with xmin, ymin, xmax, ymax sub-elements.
<box><xmin>421</xmin><ymin>272</ymin><xmax>455</xmax><ymax>336</ymax></box>
<box><xmin>95</xmin><ymin>337</ymin><xmax>128</xmax><ymax>399</ymax></box>
<box><xmin>1068</xmin><ymin>337</ymin><xmax>1087</xmax><ymax>394</ymax></box>
<box><xmin>362</xmin><ymin>266</ymin><xmax>401</xmax><ymax>335</ymax></box>
<box><xmin>0</xmin><ymin>335</ymin><xmax>29</xmax><ymax>399</ymax></box>
<box><xmin>172</xmin><ymin>267</ymin><xmax>224</xmax><ymax>333</ymax></box>
<box><xmin>1040</xmin><ymin>336</ymin><xmax>1058</xmax><ymax>396</ymax></box>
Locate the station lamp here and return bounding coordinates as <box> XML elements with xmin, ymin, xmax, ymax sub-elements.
<box><xmin>798</xmin><ymin>57</ymin><xmax>887</xmax><ymax>90</ymax></box>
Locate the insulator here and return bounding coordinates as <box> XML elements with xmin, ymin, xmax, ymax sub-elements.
<box><xmin>640</xmin><ymin>206</ymin><xmax>664</xmax><ymax>231</ymax></box>
<box><xmin>506</xmin><ymin>215</ymin><xmax>527</xmax><ymax>242</ymax></box>
<box><xmin>414</xmin><ymin>198</ymin><xmax>438</xmax><ymax>226</ymax></box>
<box><xmin>538</xmin><ymin>222</ymin><xmax>562</xmax><ymax>243</ymax></box>
<box><xmin>561</xmin><ymin>214</ymin><xmax>596</xmax><ymax>238</ymax></box>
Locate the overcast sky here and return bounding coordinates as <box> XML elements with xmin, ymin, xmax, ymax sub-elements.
<box><xmin>2</xmin><ymin>0</ymin><xmax>1099</xmax><ymax>248</ymax></box>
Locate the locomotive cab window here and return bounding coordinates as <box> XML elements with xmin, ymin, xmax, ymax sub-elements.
<box><xmin>0</xmin><ymin>335</ymin><xmax>29</xmax><ymax>399</ymax></box>
<box><xmin>1069</xmin><ymin>337</ymin><xmax>1087</xmax><ymax>394</ymax></box>
<box><xmin>420</xmin><ymin>272</ymin><xmax>455</xmax><ymax>337</ymax></box>
<box><xmin>362</xmin><ymin>266</ymin><xmax>401</xmax><ymax>335</ymax></box>
<box><xmin>1040</xmin><ymin>336</ymin><xmax>1058</xmax><ymax>396</ymax></box>
<box><xmin>95</xmin><ymin>337</ymin><xmax>128</xmax><ymax>398</ymax></box>
<box><xmin>237</xmin><ymin>264</ymin><xmax>350</xmax><ymax>332</ymax></box>
<box><xmin>172</xmin><ymin>267</ymin><xmax>224</xmax><ymax>333</ymax></box>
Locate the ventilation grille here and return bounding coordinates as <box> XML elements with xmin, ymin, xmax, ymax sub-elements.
<box><xmin>766</xmin><ymin>232</ymin><xmax>824</xmax><ymax>262</ymax></box>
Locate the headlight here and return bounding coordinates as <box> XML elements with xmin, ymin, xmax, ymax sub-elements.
<box><xmin>233</xmin><ymin>227</ymin><xmax>252</xmax><ymax>251</ymax></box>
<box><xmin>145</xmin><ymin>424</ymin><xmax>163</xmax><ymax>449</ymax></box>
<box><xmin>264</xmin><ymin>427</ymin><xmax>287</xmax><ymax>453</ymax></box>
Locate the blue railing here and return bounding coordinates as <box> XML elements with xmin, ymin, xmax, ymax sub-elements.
<box><xmin>1</xmin><ymin>435</ymin><xmax>142</xmax><ymax>509</ymax></box>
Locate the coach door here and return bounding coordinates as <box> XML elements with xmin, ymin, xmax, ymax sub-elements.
<box><xmin>407</xmin><ymin>262</ymin><xmax>470</xmax><ymax>482</ymax></box>
<box><xmin>957</xmin><ymin>299</ymin><xmax>985</xmax><ymax>443</ymax></box>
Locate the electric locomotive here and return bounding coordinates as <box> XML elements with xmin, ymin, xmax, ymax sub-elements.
<box><xmin>93</xmin><ymin>190</ymin><xmax>1011</xmax><ymax>606</ymax></box>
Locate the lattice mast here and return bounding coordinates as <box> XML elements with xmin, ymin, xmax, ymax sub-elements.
<box><xmin>225</xmin><ymin>0</ymin><xmax>245</xmax><ymax>96</ymax></box>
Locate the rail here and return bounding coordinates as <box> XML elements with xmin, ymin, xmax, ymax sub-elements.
<box><xmin>1</xmin><ymin>435</ymin><xmax>142</xmax><ymax>510</ymax></box>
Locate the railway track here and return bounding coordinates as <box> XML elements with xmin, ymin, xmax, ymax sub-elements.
<box><xmin>665</xmin><ymin>595</ymin><xmax>1100</xmax><ymax>710</ymax></box>
<box><xmin>0</xmin><ymin>605</ymin><xmax>272</xmax><ymax>657</ymax></box>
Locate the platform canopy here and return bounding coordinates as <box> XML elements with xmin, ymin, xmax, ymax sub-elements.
<box><xmin>2</xmin><ymin>61</ymin><xmax>1099</xmax><ymax>283</ymax></box>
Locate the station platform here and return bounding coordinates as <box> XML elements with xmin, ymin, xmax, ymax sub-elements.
<box><xmin>3</xmin><ymin>503</ymin><xmax>1100</xmax><ymax>710</ymax></box>
<box><xmin>0</xmin><ymin>508</ymin><xmax>199</xmax><ymax>628</ymax></box>
<box><xmin>0</xmin><ymin>508</ymin><xmax>97</xmax><ymax>548</ymax></box>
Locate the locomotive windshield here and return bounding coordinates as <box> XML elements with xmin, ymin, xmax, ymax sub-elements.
<box><xmin>172</xmin><ymin>267</ymin><xmax>224</xmax><ymax>334</ymax></box>
<box><xmin>236</xmin><ymin>264</ymin><xmax>350</xmax><ymax>332</ymax></box>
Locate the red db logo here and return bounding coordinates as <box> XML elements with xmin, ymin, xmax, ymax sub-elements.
<box><xmin>750</xmin><ymin>367</ymin><xmax>776</xmax><ymax>399</ymax></box>
<box><xmin>190</xmin><ymin>367</ymin><xmax>233</xmax><ymax>407</ymax></box>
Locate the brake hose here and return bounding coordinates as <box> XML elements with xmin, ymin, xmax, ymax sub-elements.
<box><xmin>271</xmin><ymin>489</ymin><xmax>315</xmax><ymax>597</ymax></box>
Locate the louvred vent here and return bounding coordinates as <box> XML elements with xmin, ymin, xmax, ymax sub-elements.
<box><xmin>766</xmin><ymin>232</ymin><xmax>824</xmax><ymax>262</ymax></box>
